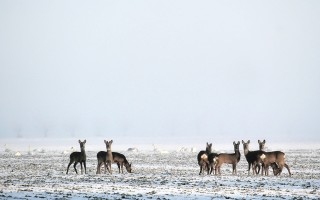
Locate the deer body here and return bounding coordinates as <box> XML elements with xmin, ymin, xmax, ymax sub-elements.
<box><xmin>197</xmin><ymin>143</ymin><xmax>212</xmax><ymax>175</ymax></box>
<box><xmin>97</xmin><ymin>151</ymin><xmax>132</xmax><ymax>173</ymax></box>
<box><xmin>215</xmin><ymin>141</ymin><xmax>241</xmax><ymax>175</ymax></box>
<box><xmin>66</xmin><ymin>140</ymin><xmax>86</xmax><ymax>174</ymax></box>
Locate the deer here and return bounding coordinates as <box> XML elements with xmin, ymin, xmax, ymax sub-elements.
<box><xmin>215</xmin><ymin>141</ymin><xmax>241</xmax><ymax>175</ymax></box>
<box><xmin>242</xmin><ymin>140</ymin><xmax>265</xmax><ymax>175</ymax></box>
<box><xmin>260</xmin><ymin>150</ymin><xmax>292</xmax><ymax>176</ymax></box>
<box><xmin>254</xmin><ymin>139</ymin><xmax>266</xmax><ymax>174</ymax></box>
<box><xmin>96</xmin><ymin>140</ymin><xmax>113</xmax><ymax>174</ymax></box>
<box><xmin>66</xmin><ymin>140</ymin><xmax>86</xmax><ymax>174</ymax></box>
<box><xmin>208</xmin><ymin>152</ymin><xmax>219</xmax><ymax>175</ymax></box>
<box><xmin>97</xmin><ymin>151</ymin><xmax>132</xmax><ymax>174</ymax></box>
<box><xmin>197</xmin><ymin>142</ymin><xmax>212</xmax><ymax>175</ymax></box>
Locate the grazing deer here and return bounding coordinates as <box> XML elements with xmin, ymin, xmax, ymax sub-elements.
<box><xmin>97</xmin><ymin>151</ymin><xmax>132</xmax><ymax>174</ymax></box>
<box><xmin>260</xmin><ymin>150</ymin><xmax>292</xmax><ymax>176</ymax></box>
<box><xmin>197</xmin><ymin>142</ymin><xmax>212</xmax><ymax>175</ymax></box>
<box><xmin>242</xmin><ymin>140</ymin><xmax>264</xmax><ymax>175</ymax></box>
<box><xmin>270</xmin><ymin>162</ymin><xmax>282</xmax><ymax>176</ymax></box>
<box><xmin>96</xmin><ymin>140</ymin><xmax>113</xmax><ymax>174</ymax></box>
<box><xmin>215</xmin><ymin>141</ymin><xmax>241</xmax><ymax>175</ymax></box>
<box><xmin>66</xmin><ymin>140</ymin><xmax>86</xmax><ymax>174</ymax></box>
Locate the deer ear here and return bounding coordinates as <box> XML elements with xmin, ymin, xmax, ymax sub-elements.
<box><xmin>110</xmin><ymin>140</ymin><xmax>113</xmax><ymax>144</ymax></box>
<box><xmin>233</xmin><ymin>141</ymin><xmax>236</xmax><ymax>145</ymax></box>
<box><xmin>237</xmin><ymin>141</ymin><xmax>240</xmax><ymax>145</ymax></box>
<box><xmin>83</xmin><ymin>140</ymin><xmax>86</xmax><ymax>144</ymax></box>
<box><xmin>263</xmin><ymin>139</ymin><xmax>266</xmax><ymax>144</ymax></box>
<box><xmin>104</xmin><ymin>140</ymin><xmax>107</xmax><ymax>144</ymax></box>
<box><xmin>78</xmin><ymin>140</ymin><xmax>81</xmax><ymax>144</ymax></box>
<box><xmin>241</xmin><ymin>140</ymin><xmax>244</xmax><ymax>144</ymax></box>
<box><xmin>248</xmin><ymin>140</ymin><xmax>250</xmax><ymax>144</ymax></box>
<box><xmin>258</xmin><ymin>140</ymin><xmax>261</xmax><ymax>143</ymax></box>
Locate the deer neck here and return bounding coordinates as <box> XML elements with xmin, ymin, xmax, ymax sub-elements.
<box><xmin>244</xmin><ymin>148</ymin><xmax>249</xmax><ymax>155</ymax></box>
<box><xmin>235</xmin><ymin>149</ymin><xmax>240</xmax><ymax>156</ymax></box>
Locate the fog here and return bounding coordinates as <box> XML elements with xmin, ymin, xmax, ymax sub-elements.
<box><xmin>1</xmin><ymin>1</ymin><xmax>320</xmax><ymax>145</ymax></box>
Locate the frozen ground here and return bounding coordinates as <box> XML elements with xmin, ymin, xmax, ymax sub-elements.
<box><xmin>0</xmin><ymin>144</ymin><xmax>320</xmax><ymax>200</ymax></box>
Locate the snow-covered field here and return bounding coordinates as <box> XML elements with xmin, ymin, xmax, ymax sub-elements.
<box><xmin>1</xmin><ymin>145</ymin><xmax>320</xmax><ymax>200</ymax></box>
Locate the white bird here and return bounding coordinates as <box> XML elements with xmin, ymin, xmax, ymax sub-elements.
<box><xmin>63</xmin><ymin>146</ymin><xmax>75</xmax><ymax>155</ymax></box>
<box><xmin>153</xmin><ymin>144</ymin><xmax>169</xmax><ymax>154</ymax></box>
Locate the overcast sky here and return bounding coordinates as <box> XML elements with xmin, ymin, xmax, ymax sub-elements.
<box><xmin>0</xmin><ymin>1</ymin><xmax>319</xmax><ymax>144</ymax></box>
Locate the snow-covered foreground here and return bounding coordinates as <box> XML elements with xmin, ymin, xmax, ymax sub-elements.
<box><xmin>1</xmin><ymin>149</ymin><xmax>320</xmax><ymax>199</ymax></box>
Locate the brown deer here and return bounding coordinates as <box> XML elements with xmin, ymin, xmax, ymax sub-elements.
<box><xmin>215</xmin><ymin>141</ymin><xmax>241</xmax><ymax>175</ymax></box>
<box><xmin>260</xmin><ymin>150</ymin><xmax>292</xmax><ymax>176</ymax></box>
<box><xmin>96</xmin><ymin>140</ymin><xmax>113</xmax><ymax>174</ymax></box>
<box><xmin>256</xmin><ymin>140</ymin><xmax>291</xmax><ymax>176</ymax></box>
<box><xmin>242</xmin><ymin>140</ymin><xmax>264</xmax><ymax>175</ymax></box>
<box><xmin>66</xmin><ymin>140</ymin><xmax>86</xmax><ymax>174</ymax></box>
<box><xmin>97</xmin><ymin>151</ymin><xmax>132</xmax><ymax>174</ymax></box>
<box><xmin>197</xmin><ymin>142</ymin><xmax>212</xmax><ymax>175</ymax></box>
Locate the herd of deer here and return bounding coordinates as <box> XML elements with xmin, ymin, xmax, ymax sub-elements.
<box><xmin>66</xmin><ymin>140</ymin><xmax>132</xmax><ymax>175</ymax></box>
<box><xmin>197</xmin><ymin>140</ymin><xmax>292</xmax><ymax>176</ymax></box>
<box><xmin>65</xmin><ymin>139</ymin><xmax>291</xmax><ymax>177</ymax></box>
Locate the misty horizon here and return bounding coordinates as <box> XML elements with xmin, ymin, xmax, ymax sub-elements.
<box><xmin>1</xmin><ymin>1</ymin><xmax>320</xmax><ymax>144</ymax></box>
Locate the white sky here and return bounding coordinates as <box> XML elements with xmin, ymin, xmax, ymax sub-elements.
<box><xmin>0</xmin><ymin>1</ymin><xmax>320</xmax><ymax>145</ymax></box>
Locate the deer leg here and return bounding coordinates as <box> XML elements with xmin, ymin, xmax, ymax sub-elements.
<box><xmin>66</xmin><ymin>160</ymin><xmax>73</xmax><ymax>174</ymax></box>
<box><xmin>73</xmin><ymin>162</ymin><xmax>78</xmax><ymax>174</ymax></box>
<box><xmin>284</xmin><ymin>163</ymin><xmax>291</xmax><ymax>176</ymax></box>
<box><xmin>199</xmin><ymin>163</ymin><xmax>203</xmax><ymax>175</ymax></box>
<box><xmin>104</xmin><ymin>162</ymin><xmax>107</xmax><ymax>174</ymax></box>
<box><xmin>215</xmin><ymin>165</ymin><xmax>218</xmax><ymax>175</ymax></box>
<box><xmin>108</xmin><ymin>161</ymin><xmax>112</xmax><ymax>174</ymax></box>
<box><xmin>255</xmin><ymin>164</ymin><xmax>260</xmax><ymax>175</ymax></box>
<box><xmin>96</xmin><ymin>161</ymin><xmax>101</xmax><ymax>174</ymax></box>
<box><xmin>265</xmin><ymin>164</ymin><xmax>269</xmax><ymax>176</ymax></box>
<box><xmin>117</xmin><ymin>163</ymin><xmax>120</xmax><ymax>173</ymax></box>
<box><xmin>248</xmin><ymin>163</ymin><xmax>251</xmax><ymax>175</ymax></box>
<box><xmin>84</xmin><ymin>161</ymin><xmax>86</xmax><ymax>174</ymax></box>
<box><xmin>121</xmin><ymin>163</ymin><xmax>124</xmax><ymax>174</ymax></box>
<box><xmin>232</xmin><ymin>163</ymin><xmax>236</xmax><ymax>175</ymax></box>
<box><xmin>209</xmin><ymin>163</ymin><xmax>213</xmax><ymax>175</ymax></box>
<box><xmin>80</xmin><ymin>162</ymin><xmax>83</xmax><ymax>174</ymax></box>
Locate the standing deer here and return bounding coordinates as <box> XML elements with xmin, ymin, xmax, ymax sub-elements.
<box><xmin>97</xmin><ymin>151</ymin><xmax>132</xmax><ymax>174</ymax></box>
<box><xmin>254</xmin><ymin>139</ymin><xmax>266</xmax><ymax>174</ymax></box>
<box><xmin>208</xmin><ymin>152</ymin><xmax>219</xmax><ymax>175</ymax></box>
<box><xmin>242</xmin><ymin>140</ymin><xmax>264</xmax><ymax>175</ymax></box>
<box><xmin>66</xmin><ymin>140</ymin><xmax>86</xmax><ymax>174</ymax></box>
<box><xmin>197</xmin><ymin>142</ymin><xmax>212</xmax><ymax>175</ymax></box>
<box><xmin>215</xmin><ymin>141</ymin><xmax>241</xmax><ymax>175</ymax></box>
<box><xmin>96</xmin><ymin>140</ymin><xmax>113</xmax><ymax>174</ymax></box>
